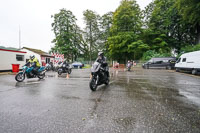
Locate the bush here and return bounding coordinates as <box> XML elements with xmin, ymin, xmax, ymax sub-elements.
<box><xmin>179</xmin><ymin>44</ymin><xmax>200</xmax><ymax>56</ymax></box>
<box><xmin>142</xmin><ymin>50</ymin><xmax>172</xmax><ymax>61</ymax></box>
<box><xmin>175</xmin><ymin>44</ymin><xmax>200</xmax><ymax>58</ymax></box>
<box><xmin>82</xmin><ymin>64</ymin><xmax>91</xmax><ymax>69</ymax></box>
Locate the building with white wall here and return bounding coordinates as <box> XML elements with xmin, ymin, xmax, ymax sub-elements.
<box><xmin>21</xmin><ymin>47</ymin><xmax>54</xmax><ymax>66</ymax></box>
<box><xmin>0</xmin><ymin>48</ymin><xmax>26</xmax><ymax>71</ymax></box>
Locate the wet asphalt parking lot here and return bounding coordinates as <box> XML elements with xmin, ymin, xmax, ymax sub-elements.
<box><xmin>0</xmin><ymin>68</ymin><xmax>200</xmax><ymax>133</ymax></box>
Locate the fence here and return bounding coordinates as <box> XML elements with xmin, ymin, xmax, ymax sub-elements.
<box><xmin>112</xmin><ymin>60</ymin><xmax>146</xmax><ymax>68</ymax></box>
<box><xmin>75</xmin><ymin>60</ymin><xmax>147</xmax><ymax>68</ymax></box>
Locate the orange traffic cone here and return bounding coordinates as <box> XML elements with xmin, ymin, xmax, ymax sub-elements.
<box><xmin>66</xmin><ymin>73</ymin><xmax>69</xmax><ymax>79</ymax></box>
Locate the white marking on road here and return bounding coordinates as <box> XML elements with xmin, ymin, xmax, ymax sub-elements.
<box><xmin>25</xmin><ymin>82</ymin><xmax>40</xmax><ymax>85</ymax></box>
<box><xmin>109</xmin><ymin>81</ymin><xmax>115</xmax><ymax>84</ymax></box>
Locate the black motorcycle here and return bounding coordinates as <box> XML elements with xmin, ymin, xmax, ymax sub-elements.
<box><xmin>89</xmin><ymin>61</ymin><xmax>109</xmax><ymax>91</ymax></box>
<box><xmin>45</xmin><ymin>62</ymin><xmax>54</xmax><ymax>71</ymax></box>
<box><xmin>57</xmin><ymin>63</ymin><xmax>72</xmax><ymax>75</ymax></box>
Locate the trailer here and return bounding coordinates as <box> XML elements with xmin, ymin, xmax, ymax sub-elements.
<box><xmin>175</xmin><ymin>50</ymin><xmax>200</xmax><ymax>75</ymax></box>
<box><xmin>0</xmin><ymin>48</ymin><xmax>26</xmax><ymax>72</ymax></box>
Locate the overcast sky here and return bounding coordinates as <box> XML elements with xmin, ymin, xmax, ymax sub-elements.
<box><xmin>0</xmin><ymin>0</ymin><xmax>152</xmax><ymax>52</ymax></box>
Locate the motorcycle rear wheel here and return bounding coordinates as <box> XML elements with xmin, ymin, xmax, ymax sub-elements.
<box><xmin>90</xmin><ymin>78</ymin><xmax>97</xmax><ymax>91</ymax></box>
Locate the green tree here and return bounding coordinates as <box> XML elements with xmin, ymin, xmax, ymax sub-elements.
<box><xmin>143</xmin><ymin>0</ymin><xmax>195</xmax><ymax>53</ymax></box>
<box><xmin>176</xmin><ymin>0</ymin><xmax>200</xmax><ymax>44</ymax></box>
<box><xmin>146</xmin><ymin>0</ymin><xmax>176</xmax><ymax>52</ymax></box>
<box><xmin>128</xmin><ymin>40</ymin><xmax>150</xmax><ymax>59</ymax></box>
<box><xmin>72</xmin><ymin>25</ymin><xmax>89</xmax><ymax>61</ymax></box>
<box><xmin>99</xmin><ymin>12</ymin><xmax>113</xmax><ymax>57</ymax></box>
<box><xmin>142</xmin><ymin>1</ymin><xmax>155</xmax><ymax>29</ymax></box>
<box><xmin>107</xmin><ymin>0</ymin><xmax>144</xmax><ymax>62</ymax></box>
<box><xmin>51</xmin><ymin>9</ymin><xmax>80</xmax><ymax>61</ymax></box>
<box><xmin>83</xmin><ymin>10</ymin><xmax>101</xmax><ymax>62</ymax></box>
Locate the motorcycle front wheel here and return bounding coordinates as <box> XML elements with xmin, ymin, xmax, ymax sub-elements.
<box><xmin>15</xmin><ymin>72</ymin><xmax>25</xmax><ymax>82</ymax></box>
<box><xmin>90</xmin><ymin>77</ymin><xmax>97</xmax><ymax>91</ymax></box>
<box><xmin>105</xmin><ymin>77</ymin><xmax>110</xmax><ymax>85</ymax></box>
<box><xmin>38</xmin><ymin>72</ymin><xmax>45</xmax><ymax>79</ymax></box>
<box><xmin>68</xmin><ymin>68</ymin><xmax>72</xmax><ymax>74</ymax></box>
<box><xmin>58</xmin><ymin>69</ymin><xmax>62</xmax><ymax>75</ymax></box>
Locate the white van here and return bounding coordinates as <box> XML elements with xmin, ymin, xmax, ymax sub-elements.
<box><xmin>175</xmin><ymin>50</ymin><xmax>200</xmax><ymax>75</ymax></box>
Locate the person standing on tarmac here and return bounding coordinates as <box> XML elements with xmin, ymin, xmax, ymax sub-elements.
<box><xmin>127</xmin><ymin>60</ymin><xmax>132</xmax><ymax>71</ymax></box>
<box><xmin>25</xmin><ymin>55</ymin><xmax>41</xmax><ymax>75</ymax></box>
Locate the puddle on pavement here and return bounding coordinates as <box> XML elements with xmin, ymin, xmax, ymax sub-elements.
<box><xmin>131</xmin><ymin>78</ymin><xmax>148</xmax><ymax>83</ymax></box>
<box><xmin>15</xmin><ymin>80</ymin><xmax>42</xmax><ymax>87</ymax></box>
<box><xmin>90</xmin><ymin>98</ymin><xmax>101</xmax><ymax>112</ymax></box>
<box><xmin>113</xmin><ymin>117</ymin><xmax>136</xmax><ymax>128</ymax></box>
<box><xmin>89</xmin><ymin>98</ymin><xmax>101</xmax><ymax>103</ymax></box>
<box><xmin>89</xmin><ymin>87</ymin><xmax>107</xmax><ymax>116</ymax></box>
<box><xmin>56</xmin><ymin>75</ymin><xmax>90</xmax><ymax>79</ymax></box>
<box><xmin>46</xmin><ymin>75</ymin><xmax>55</xmax><ymax>78</ymax></box>
<box><xmin>58</xmin><ymin>95</ymin><xmax>81</xmax><ymax>100</ymax></box>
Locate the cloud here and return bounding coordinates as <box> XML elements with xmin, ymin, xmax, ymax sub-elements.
<box><xmin>0</xmin><ymin>0</ymin><xmax>151</xmax><ymax>52</ymax></box>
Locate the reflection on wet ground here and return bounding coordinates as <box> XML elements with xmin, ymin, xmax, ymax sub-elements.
<box><xmin>109</xmin><ymin>68</ymin><xmax>200</xmax><ymax>132</ymax></box>
<box><xmin>0</xmin><ymin>68</ymin><xmax>200</xmax><ymax>132</ymax></box>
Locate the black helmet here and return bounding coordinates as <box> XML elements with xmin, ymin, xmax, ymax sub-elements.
<box><xmin>98</xmin><ymin>52</ymin><xmax>104</xmax><ymax>57</ymax></box>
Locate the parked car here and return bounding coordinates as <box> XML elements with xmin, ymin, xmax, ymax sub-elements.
<box><xmin>175</xmin><ymin>50</ymin><xmax>200</xmax><ymax>75</ymax></box>
<box><xmin>72</xmin><ymin>62</ymin><xmax>83</xmax><ymax>68</ymax></box>
<box><xmin>143</xmin><ymin>57</ymin><xmax>176</xmax><ymax>69</ymax></box>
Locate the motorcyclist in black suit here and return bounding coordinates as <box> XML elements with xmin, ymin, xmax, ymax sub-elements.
<box><xmin>96</xmin><ymin>52</ymin><xmax>109</xmax><ymax>77</ymax></box>
<box><xmin>63</xmin><ymin>60</ymin><xmax>69</xmax><ymax>71</ymax></box>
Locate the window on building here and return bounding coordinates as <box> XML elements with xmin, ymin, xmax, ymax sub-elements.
<box><xmin>16</xmin><ymin>55</ymin><xmax>24</xmax><ymax>61</ymax></box>
<box><xmin>46</xmin><ymin>58</ymin><xmax>50</xmax><ymax>63</ymax></box>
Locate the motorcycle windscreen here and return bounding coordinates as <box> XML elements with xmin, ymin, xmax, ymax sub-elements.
<box><xmin>62</xmin><ymin>64</ymin><xmax>66</xmax><ymax>67</ymax></box>
<box><xmin>91</xmin><ymin>62</ymin><xmax>101</xmax><ymax>73</ymax></box>
<box><xmin>38</xmin><ymin>66</ymin><xmax>45</xmax><ymax>72</ymax></box>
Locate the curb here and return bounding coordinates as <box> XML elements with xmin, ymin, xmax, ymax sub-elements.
<box><xmin>0</xmin><ymin>72</ymin><xmax>16</xmax><ymax>75</ymax></box>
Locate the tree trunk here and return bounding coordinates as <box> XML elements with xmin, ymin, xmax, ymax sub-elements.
<box><xmin>89</xmin><ymin>22</ymin><xmax>92</xmax><ymax>64</ymax></box>
<box><xmin>196</xmin><ymin>23</ymin><xmax>200</xmax><ymax>44</ymax></box>
<box><xmin>71</xmin><ymin>53</ymin><xmax>74</xmax><ymax>62</ymax></box>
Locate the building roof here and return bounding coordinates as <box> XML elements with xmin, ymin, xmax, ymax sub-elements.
<box><xmin>0</xmin><ymin>46</ymin><xmax>19</xmax><ymax>51</ymax></box>
<box><xmin>22</xmin><ymin>47</ymin><xmax>54</xmax><ymax>58</ymax></box>
<box><xmin>0</xmin><ymin>46</ymin><xmax>26</xmax><ymax>53</ymax></box>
